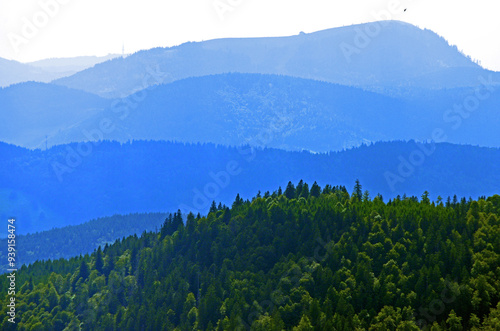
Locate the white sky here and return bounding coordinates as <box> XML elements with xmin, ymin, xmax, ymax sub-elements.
<box><xmin>0</xmin><ymin>0</ymin><xmax>499</xmax><ymax>71</ymax></box>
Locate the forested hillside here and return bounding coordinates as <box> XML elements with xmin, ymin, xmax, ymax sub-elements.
<box><xmin>2</xmin><ymin>183</ymin><xmax>500</xmax><ymax>330</ymax></box>
<box><xmin>0</xmin><ymin>213</ymin><xmax>167</xmax><ymax>274</ymax></box>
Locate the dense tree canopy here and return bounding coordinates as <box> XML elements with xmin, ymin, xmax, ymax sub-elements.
<box><xmin>1</xmin><ymin>182</ymin><xmax>500</xmax><ymax>330</ymax></box>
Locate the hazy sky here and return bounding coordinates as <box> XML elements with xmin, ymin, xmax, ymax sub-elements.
<box><xmin>1</xmin><ymin>0</ymin><xmax>499</xmax><ymax>71</ymax></box>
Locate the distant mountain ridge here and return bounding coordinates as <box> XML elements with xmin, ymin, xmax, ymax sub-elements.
<box><xmin>3</xmin><ymin>73</ymin><xmax>499</xmax><ymax>151</ymax></box>
<box><xmin>2</xmin><ymin>22</ymin><xmax>499</xmax><ymax>151</ymax></box>
<box><xmin>0</xmin><ymin>140</ymin><xmax>498</xmax><ymax>235</ymax></box>
<box><xmin>27</xmin><ymin>54</ymin><xmax>122</xmax><ymax>74</ymax></box>
<box><xmin>0</xmin><ymin>54</ymin><xmax>121</xmax><ymax>88</ymax></box>
<box><xmin>0</xmin><ymin>58</ymin><xmax>58</xmax><ymax>87</ymax></box>
<box><xmin>53</xmin><ymin>20</ymin><xmax>500</xmax><ymax>98</ymax></box>
<box><xmin>0</xmin><ymin>82</ymin><xmax>111</xmax><ymax>148</ymax></box>
<box><xmin>49</xmin><ymin>73</ymin><xmax>500</xmax><ymax>152</ymax></box>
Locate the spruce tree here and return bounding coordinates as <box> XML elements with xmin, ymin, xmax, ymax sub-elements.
<box><xmin>285</xmin><ymin>181</ymin><xmax>296</xmax><ymax>199</ymax></box>
<box><xmin>353</xmin><ymin>179</ymin><xmax>362</xmax><ymax>201</ymax></box>
<box><xmin>95</xmin><ymin>246</ymin><xmax>104</xmax><ymax>273</ymax></box>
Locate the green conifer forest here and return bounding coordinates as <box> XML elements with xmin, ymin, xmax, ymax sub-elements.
<box><xmin>2</xmin><ymin>182</ymin><xmax>500</xmax><ymax>330</ymax></box>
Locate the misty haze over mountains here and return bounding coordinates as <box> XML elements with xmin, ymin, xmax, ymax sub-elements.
<box><xmin>4</xmin><ymin>73</ymin><xmax>495</xmax><ymax>152</ymax></box>
<box><xmin>3</xmin><ymin>12</ymin><xmax>500</xmax><ymax>330</ymax></box>
<box><xmin>0</xmin><ymin>54</ymin><xmax>121</xmax><ymax>88</ymax></box>
<box><xmin>0</xmin><ymin>20</ymin><xmax>499</xmax><ymax>234</ymax></box>
<box><xmin>1</xmin><ymin>21</ymin><xmax>499</xmax><ymax>151</ymax></box>
<box><xmin>51</xmin><ymin>21</ymin><xmax>500</xmax><ymax>98</ymax></box>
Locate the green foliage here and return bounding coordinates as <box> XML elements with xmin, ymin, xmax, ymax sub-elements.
<box><xmin>0</xmin><ymin>213</ymin><xmax>168</xmax><ymax>273</ymax></box>
<box><xmin>1</xmin><ymin>183</ymin><xmax>500</xmax><ymax>330</ymax></box>
<box><xmin>353</xmin><ymin>179</ymin><xmax>363</xmax><ymax>201</ymax></box>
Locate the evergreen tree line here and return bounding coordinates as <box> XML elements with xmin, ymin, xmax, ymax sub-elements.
<box><xmin>0</xmin><ymin>213</ymin><xmax>168</xmax><ymax>274</ymax></box>
<box><xmin>1</xmin><ymin>181</ymin><xmax>500</xmax><ymax>330</ymax></box>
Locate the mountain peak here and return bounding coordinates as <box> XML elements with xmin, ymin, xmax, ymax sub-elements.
<box><xmin>53</xmin><ymin>21</ymin><xmax>490</xmax><ymax>98</ymax></box>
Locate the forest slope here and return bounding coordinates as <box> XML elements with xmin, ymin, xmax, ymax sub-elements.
<box><xmin>1</xmin><ymin>185</ymin><xmax>500</xmax><ymax>329</ymax></box>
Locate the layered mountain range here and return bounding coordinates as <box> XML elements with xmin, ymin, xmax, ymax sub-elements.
<box><xmin>0</xmin><ymin>20</ymin><xmax>498</xmax><ymax>234</ymax></box>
